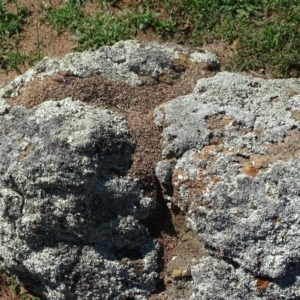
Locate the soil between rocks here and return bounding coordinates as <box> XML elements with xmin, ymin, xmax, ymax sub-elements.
<box><xmin>6</xmin><ymin>61</ymin><xmax>217</xmax><ymax>298</ymax></box>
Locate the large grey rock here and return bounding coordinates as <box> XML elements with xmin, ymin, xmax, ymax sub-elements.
<box><xmin>0</xmin><ymin>98</ymin><xmax>157</xmax><ymax>299</ymax></box>
<box><xmin>2</xmin><ymin>39</ymin><xmax>219</xmax><ymax>93</ymax></box>
<box><xmin>155</xmin><ymin>72</ymin><xmax>300</xmax><ymax>299</ymax></box>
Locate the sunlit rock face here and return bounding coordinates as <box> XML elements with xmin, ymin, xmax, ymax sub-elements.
<box><xmin>155</xmin><ymin>72</ymin><xmax>300</xmax><ymax>299</ymax></box>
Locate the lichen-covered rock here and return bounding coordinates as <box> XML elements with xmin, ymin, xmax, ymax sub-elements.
<box><xmin>2</xmin><ymin>39</ymin><xmax>219</xmax><ymax>92</ymax></box>
<box><xmin>0</xmin><ymin>98</ymin><xmax>157</xmax><ymax>299</ymax></box>
<box><xmin>155</xmin><ymin>72</ymin><xmax>300</xmax><ymax>299</ymax></box>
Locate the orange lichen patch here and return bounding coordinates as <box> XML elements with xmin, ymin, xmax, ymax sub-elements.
<box><xmin>250</xmin><ymin>155</ymin><xmax>271</xmax><ymax>169</ymax></box>
<box><xmin>206</xmin><ymin>114</ymin><xmax>232</xmax><ymax>145</ymax></box>
<box><xmin>286</xmin><ymin>88</ymin><xmax>298</xmax><ymax>98</ymax></box>
<box><xmin>254</xmin><ymin>277</ymin><xmax>271</xmax><ymax>291</ymax></box>
<box><xmin>191</xmin><ymin>144</ymin><xmax>224</xmax><ymax>161</ymax></box>
<box><xmin>18</xmin><ymin>143</ymin><xmax>35</xmax><ymax>162</ymax></box>
<box><xmin>180</xmin><ymin>125</ymin><xmax>300</xmax><ymax>182</ymax></box>
<box><xmin>242</xmin><ymin>165</ymin><xmax>259</xmax><ymax>177</ymax></box>
<box><xmin>238</xmin><ymin>128</ymin><xmax>300</xmax><ymax>177</ymax></box>
<box><xmin>291</xmin><ymin>110</ymin><xmax>300</xmax><ymax>121</ymax></box>
<box><xmin>272</xmin><ymin>216</ymin><xmax>281</xmax><ymax>225</ymax></box>
<box><xmin>239</xmin><ymin>155</ymin><xmax>272</xmax><ymax>177</ymax></box>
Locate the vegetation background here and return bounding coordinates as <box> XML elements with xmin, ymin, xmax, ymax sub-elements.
<box><xmin>0</xmin><ymin>0</ymin><xmax>299</xmax><ymax>298</ymax></box>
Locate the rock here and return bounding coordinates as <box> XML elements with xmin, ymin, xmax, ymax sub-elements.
<box><xmin>155</xmin><ymin>72</ymin><xmax>300</xmax><ymax>299</ymax></box>
<box><xmin>0</xmin><ymin>98</ymin><xmax>157</xmax><ymax>299</ymax></box>
<box><xmin>0</xmin><ymin>40</ymin><xmax>219</xmax><ymax>299</ymax></box>
<box><xmin>7</xmin><ymin>39</ymin><xmax>219</xmax><ymax>90</ymax></box>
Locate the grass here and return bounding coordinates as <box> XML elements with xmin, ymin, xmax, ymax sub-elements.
<box><xmin>0</xmin><ymin>0</ymin><xmax>44</xmax><ymax>74</ymax></box>
<box><xmin>42</xmin><ymin>1</ymin><xmax>174</xmax><ymax>51</ymax></box>
<box><xmin>41</xmin><ymin>0</ymin><xmax>300</xmax><ymax>77</ymax></box>
<box><xmin>1</xmin><ymin>0</ymin><xmax>300</xmax><ymax>77</ymax></box>
<box><xmin>0</xmin><ymin>0</ymin><xmax>28</xmax><ymax>73</ymax></box>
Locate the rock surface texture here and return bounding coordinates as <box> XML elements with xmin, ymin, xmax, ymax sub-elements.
<box><xmin>155</xmin><ymin>72</ymin><xmax>300</xmax><ymax>299</ymax></box>
<box><xmin>1</xmin><ymin>39</ymin><xmax>300</xmax><ymax>300</ymax></box>
<box><xmin>0</xmin><ymin>98</ymin><xmax>158</xmax><ymax>299</ymax></box>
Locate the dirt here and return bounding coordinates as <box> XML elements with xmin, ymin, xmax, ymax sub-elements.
<box><xmin>0</xmin><ymin>0</ymin><xmax>74</xmax><ymax>85</ymax></box>
<box><xmin>0</xmin><ymin>275</ymin><xmax>32</xmax><ymax>300</ymax></box>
